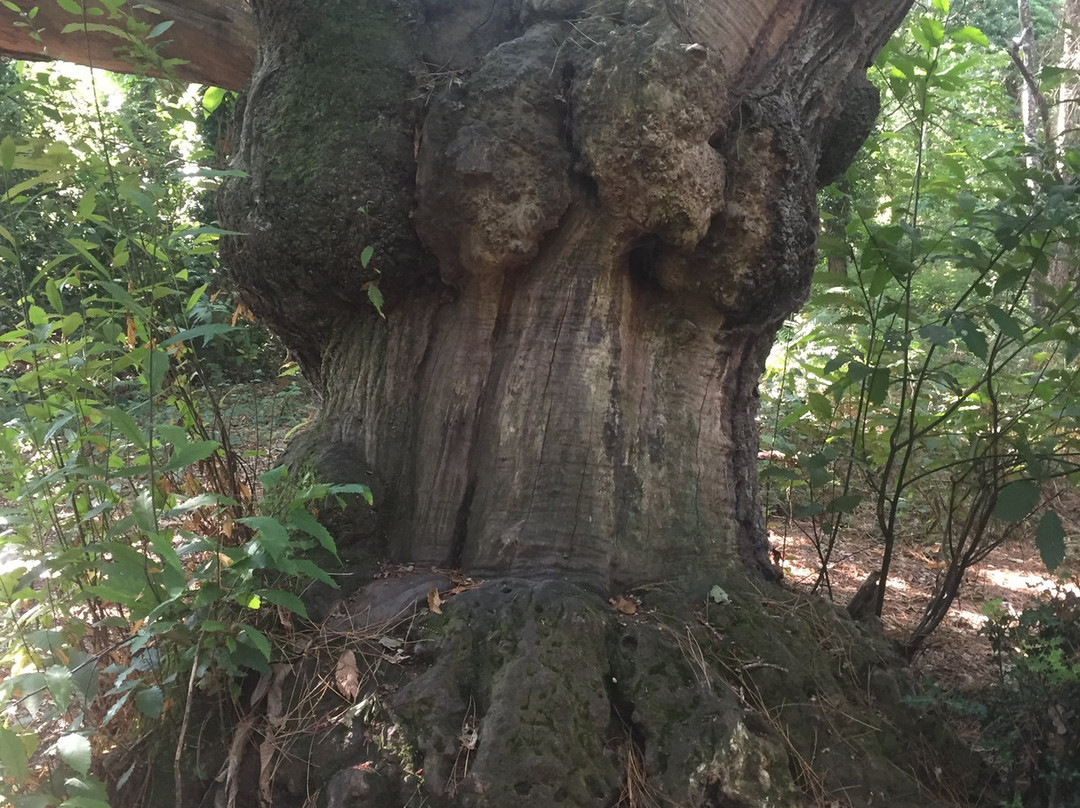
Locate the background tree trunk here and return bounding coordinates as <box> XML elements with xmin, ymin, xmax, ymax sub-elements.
<box><xmin>219</xmin><ymin>0</ymin><xmax>910</xmax><ymax>593</ymax></box>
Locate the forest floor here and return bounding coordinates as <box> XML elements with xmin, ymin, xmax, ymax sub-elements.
<box><xmin>773</xmin><ymin>522</ymin><xmax>1073</xmax><ymax>691</ymax></box>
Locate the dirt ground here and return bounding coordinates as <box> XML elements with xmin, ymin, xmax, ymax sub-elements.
<box><xmin>773</xmin><ymin>522</ymin><xmax>1073</xmax><ymax>691</ymax></box>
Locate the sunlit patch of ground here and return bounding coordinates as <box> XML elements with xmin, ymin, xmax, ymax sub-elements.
<box><xmin>772</xmin><ymin>525</ymin><xmax>1072</xmax><ymax>691</ymax></box>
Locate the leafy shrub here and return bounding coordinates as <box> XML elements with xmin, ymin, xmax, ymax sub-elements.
<box><xmin>978</xmin><ymin>592</ymin><xmax>1080</xmax><ymax>807</ymax></box>
<box><xmin>0</xmin><ymin>49</ymin><xmax>357</xmax><ymax>808</ymax></box>
<box><xmin>761</xmin><ymin>0</ymin><xmax>1080</xmax><ymax>652</ymax></box>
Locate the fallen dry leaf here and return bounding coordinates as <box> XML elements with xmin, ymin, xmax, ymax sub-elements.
<box><xmin>428</xmin><ymin>588</ymin><xmax>443</xmax><ymax>614</ymax></box>
<box><xmin>610</xmin><ymin>595</ymin><xmax>638</xmax><ymax>615</ymax></box>
<box><xmin>335</xmin><ymin>650</ymin><xmax>360</xmax><ymax>699</ymax></box>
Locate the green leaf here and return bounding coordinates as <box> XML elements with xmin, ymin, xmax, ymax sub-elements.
<box><xmin>953</xmin><ymin>318</ymin><xmax>988</xmax><ymax>359</ymax></box>
<box><xmin>827</xmin><ymin>494</ymin><xmax>862</xmax><ymax>513</ymax></box>
<box><xmin>239</xmin><ymin>516</ymin><xmax>291</xmax><ymax>561</ymax></box>
<box><xmin>56</xmin><ymin>0</ymin><xmax>83</xmax><ymax>14</ymax></box>
<box><xmin>144</xmin><ymin>346</ymin><xmax>169</xmax><ymax>393</ymax></box>
<box><xmin>202</xmin><ymin>85</ymin><xmax>226</xmax><ymax>115</ymax></box>
<box><xmin>993</xmin><ymin>481</ymin><xmax>1040</xmax><ymax>522</ymax></box>
<box><xmin>1036</xmin><ymin>510</ymin><xmax>1065</xmax><ymax>573</ymax></box>
<box><xmin>239</xmin><ymin>626</ymin><xmax>272</xmax><ymax>660</ymax></box>
<box><xmin>184</xmin><ymin>282</ymin><xmax>208</xmax><ymax>313</ymax></box>
<box><xmin>868</xmin><ymin>366</ymin><xmax>890</xmax><ymax>406</ymax></box>
<box><xmin>162</xmin><ymin>438</ymin><xmax>220</xmax><ymax>472</ymax></box>
<box><xmin>59</xmin><ymin>311</ymin><xmax>83</xmax><ymax>336</ymax></box>
<box><xmin>60</xmin><ymin>21</ymin><xmax>127</xmax><ymax>38</ymax></box>
<box><xmin>146</xmin><ymin>530</ymin><xmax>185</xmax><ymax>574</ymax></box>
<box><xmin>822</xmin><ymin>353</ymin><xmax>850</xmax><ymax>374</ymax></box>
<box><xmin>287</xmin><ymin>507</ymin><xmax>337</xmax><ymax>555</ymax></box>
<box><xmin>256</xmin><ymin>588</ymin><xmax>309</xmax><ymax>618</ymax></box>
<box><xmin>0</xmin><ymin>725</ymin><xmax>31</xmax><ymax>782</ymax></box>
<box><xmin>807</xmin><ymin>391</ymin><xmax>832</xmax><ymax>422</ymax></box>
<box><xmin>56</xmin><ymin>733</ymin><xmax>91</xmax><ymax>775</ymax></box>
<box><xmin>76</xmin><ymin>188</ymin><xmax>96</xmax><ymax>220</ymax></box>
<box><xmin>288</xmin><ymin>558</ymin><xmax>338</xmax><ymax>587</ymax></box>
<box><xmin>951</xmin><ymin>25</ymin><xmax>988</xmax><ymax>47</ymax></box>
<box><xmin>984</xmin><ymin>304</ymin><xmax>1024</xmax><ymax>341</ymax></box>
<box><xmin>918</xmin><ymin>323</ymin><xmax>952</xmax><ymax>346</ymax></box>
<box><xmin>45</xmin><ymin>665</ymin><xmax>73</xmax><ymax>712</ymax></box>
<box><xmin>67</xmin><ymin>651</ymin><xmax>99</xmax><ymax>703</ymax></box>
<box><xmin>158</xmin><ymin>322</ymin><xmax>236</xmax><ymax>348</ymax></box>
<box><xmin>135</xmin><ymin>685</ymin><xmax>164</xmax><ymax>718</ymax></box>
<box><xmin>360</xmin><ymin>244</ymin><xmax>374</xmax><ymax>268</ymax></box>
<box><xmin>708</xmin><ymin>585</ymin><xmax>730</xmax><ymax>604</ymax></box>
<box><xmin>227</xmin><ymin>642</ymin><xmax>270</xmax><ymax>674</ymax></box>
<box><xmin>0</xmin><ymin>135</ymin><xmax>15</xmax><ymax>171</ymax></box>
<box><xmin>147</xmin><ymin>19</ymin><xmax>173</xmax><ymax>37</ymax></box>
<box><xmin>328</xmin><ymin>482</ymin><xmax>374</xmax><ymax>506</ymax></box>
<box><xmin>45</xmin><ymin>277</ymin><xmax>63</xmax><ymax>313</ymax></box>
<box><xmin>793</xmin><ymin>502</ymin><xmax>825</xmax><ymax>518</ymax></box>
<box><xmin>102</xmin><ymin>406</ymin><xmax>147</xmax><ymax>449</ymax></box>
<box><xmin>130</xmin><ymin>233</ymin><xmax>166</xmax><ymax>260</ymax></box>
<box><xmin>260</xmin><ymin>465</ymin><xmax>288</xmax><ymax>489</ymax></box>
<box><xmin>367</xmin><ymin>282</ymin><xmax>385</xmax><ymax>318</ymax></box>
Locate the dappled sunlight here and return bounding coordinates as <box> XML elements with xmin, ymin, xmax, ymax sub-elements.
<box><xmin>775</xmin><ymin>527</ymin><xmax>1072</xmax><ymax>690</ymax></box>
<box><xmin>981</xmin><ymin>564</ymin><xmax>1064</xmax><ymax>595</ymax></box>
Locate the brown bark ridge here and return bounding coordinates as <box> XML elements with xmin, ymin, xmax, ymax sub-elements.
<box><xmin>219</xmin><ymin>0</ymin><xmax>912</xmax><ymax>593</ymax></box>
<box><xmin>0</xmin><ymin>0</ymin><xmax>255</xmax><ymax>89</ymax></box>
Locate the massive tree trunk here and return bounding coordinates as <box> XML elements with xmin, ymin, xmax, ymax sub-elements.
<box><xmin>8</xmin><ymin>1</ymin><xmax>991</xmax><ymax>805</ymax></box>
<box><xmin>17</xmin><ymin>2</ymin><xmax>984</xmax><ymax>806</ymax></box>
<box><xmin>203</xmin><ymin>10</ymin><xmax>999</xmax><ymax>804</ymax></box>
<box><xmin>219</xmin><ymin>0</ymin><xmax>907</xmax><ymax>594</ymax></box>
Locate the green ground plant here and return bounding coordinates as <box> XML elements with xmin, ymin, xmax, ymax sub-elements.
<box><xmin>977</xmin><ymin>591</ymin><xmax>1080</xmax><ymax>806</ymax></box>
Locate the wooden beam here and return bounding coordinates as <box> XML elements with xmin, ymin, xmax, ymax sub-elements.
<box><xmin>0</xmin><ymin>0</ymin><xmax>256</xmax><ymax>89</ymax></box>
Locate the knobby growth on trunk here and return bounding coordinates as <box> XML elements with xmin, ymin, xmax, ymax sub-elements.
<box><xmin>219</xmin><ymin>0</ymin><xmax>911</xmax><ymax>592</ymax></box>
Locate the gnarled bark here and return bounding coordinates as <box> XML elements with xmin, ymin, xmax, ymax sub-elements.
<box><xmin>220</xmin><ymin>0</ymin><xmax>909</xmax><ymax>592</ymax></box>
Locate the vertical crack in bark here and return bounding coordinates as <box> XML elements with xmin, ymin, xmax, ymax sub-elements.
<box><xmin>568</xmin><ymin>420</ymin><xmax>594</xmax><ymax>549</ymax></box>
<box><xmin>450</xmin><ymin>479</ymin><xmax>477</xmax><ymax>568</ymax></box>
<box><xmin>525</xmin><ymin>283</ymin><xmax>575</xmax><ymax>524</ymax></box>
<box><xmin>694</xmin><ymin>350</ymin><xmax>726</xmax><ymax>532</ymax></box>
<box><xmin>726</xmin><ymin>327</ymin><xmax>780</xmax><ymax>579</ymax></box>
<box><xmin>605</xmin><ymin>667</ymin><xmax>652</xmax><ymax>808</ymax></box>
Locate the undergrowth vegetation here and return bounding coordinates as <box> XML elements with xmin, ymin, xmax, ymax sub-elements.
<box><xmin>0</xmin><ymin>48</ymin><xmax>361</xmax><ymax>807</ymax></box>
<box><xmin>761</xmin><ymin>0</ymin><xmax>1080</xmax><ymax>647</ymax></box>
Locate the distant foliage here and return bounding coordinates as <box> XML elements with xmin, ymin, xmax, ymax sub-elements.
<box><xmin>957</xmin><ymin>0</ymin><xmax>1060</xmax><ymax>49</ymax></box>
<box><xmin>761</xmin><ymin>0</ymin><xmax>1080</xmax><ymax>651</ymax></box>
